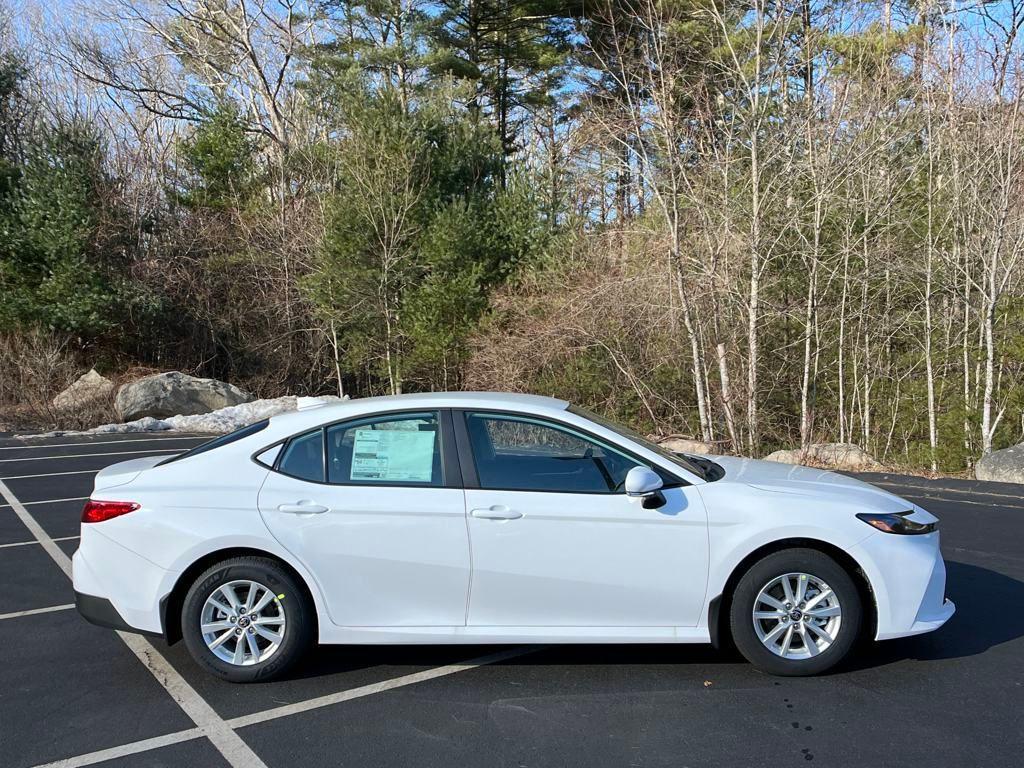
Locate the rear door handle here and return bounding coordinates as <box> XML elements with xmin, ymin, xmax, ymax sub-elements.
<box><xmin>471</xmin><ymin>506</ymin><xmax>523</xmax><ymax>520</ymax></box>
<box><xmin>277</xmin><ymin>502</ymin><xmax>329</xmax><ymax>514</ymax></box>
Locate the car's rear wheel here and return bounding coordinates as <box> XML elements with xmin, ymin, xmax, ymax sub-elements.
<box><xmin>729</xmin><ymin>548</ymin><xmax>862</xmax><ymax>676</ymax></box>
<box><xmin>182</xmin><ymin>556</ymin><xmax>314</xmax><ymax>683</ymax></box>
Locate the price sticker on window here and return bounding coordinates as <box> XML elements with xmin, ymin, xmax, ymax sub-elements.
<box><xmin>351</xmin><ymin>428</ymin><xmax>436</xmax><ymax>482</ymax></box>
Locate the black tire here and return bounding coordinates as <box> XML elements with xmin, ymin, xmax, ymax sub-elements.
<box><xmin>181</xmin><ymin>556</ymin><xmax>314</xmax><ymax>683</ymax></box>
<box><xmin>729</xmin><ymin>548</ymin><xmax>862</xmax><ymax>676</ymax></box>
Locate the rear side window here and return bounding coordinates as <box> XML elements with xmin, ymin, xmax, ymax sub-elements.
<box><xmin>277</xmin><ymin>429</ymin><xmax>325</xmax><ymax>482</ymax></box>
<box><xmin>158</xmin><ymin>419</ymin><xmax>269</xmax><ymax>466</ymax></box>
<box><xmin>326</xmin><ymin>412</ymin><xmax>442</xmax><ymax>486</ymax></box>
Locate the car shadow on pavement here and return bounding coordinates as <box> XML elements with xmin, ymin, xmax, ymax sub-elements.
<box><xmin>283</xmin><ymin>560</ymin><xmax>1021</xmax><ymax>681</ymax></box>
<box><xmin>850</xmin><ymin>560</ymin><xmax>1024</xmax><ymax>668</ymax></box>
<box><xmin>289</xmin><ymin>642</ymin><xmax>737</xmax><ymax>682</ymax></box>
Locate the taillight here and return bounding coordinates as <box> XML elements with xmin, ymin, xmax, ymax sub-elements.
<box><xmin>82</xmin><ymin>500</ymin><xmax>140</xmax><ymax>523</ymax></box>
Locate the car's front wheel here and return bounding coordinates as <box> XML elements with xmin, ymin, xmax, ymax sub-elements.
<box><xmin>729</xmin><ymin>548</ymin><xmax>862</xmax><ymax>676</ymax></box>
<box><xmin>181</xmin><ymin>556</ymin><xmax>314</xmax><ymax>683</ymax></box>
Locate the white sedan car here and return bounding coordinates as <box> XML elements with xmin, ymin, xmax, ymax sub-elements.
<box><xmin>73</xmin><ymin>392</ymin><xmax>954</xmax><ymax>681</ymax></box>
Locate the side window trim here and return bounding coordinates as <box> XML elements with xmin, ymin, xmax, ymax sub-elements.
<box><xmin>453</xmin><ymin>408</ymin><xmax>687</xmax><ymax>494</ymax></box>
<box><xmin>264</xmin><ymin>409</ymin><xmax>462</xmax><ymax>489</ymax></box>
<box><xmin>452</xmin><ymin>408</ymin><xmax>480</xmax><ymax>488</ymax></box>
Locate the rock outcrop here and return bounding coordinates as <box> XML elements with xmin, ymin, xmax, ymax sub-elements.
<box><xmin>52</xmin><ymin>369</ymin><xmax>115</xmax><ymax>412</ymax></box>
<box><xmin>115</xmin><ymin>371</ymin><xmax>252</xmax><ymax>421</ymax></box>
<box><xmin>975</xmin><ymin>444</ymin><xmax>1024</xmax><ymax>484</ymax></box>
<box><xmin>656</xmin><ymin>436</ymin><xmax>717</xmax><ymax>455</ymax></box>
<box><xmin>764</xmin><ymin>442</ymin><xmax>882</xmax><ymax>470</ymax></box>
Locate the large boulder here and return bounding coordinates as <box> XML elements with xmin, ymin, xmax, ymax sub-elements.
<box><xmin>655</xmin><ymin>436</ymin><xmax>718</xmax><ymax>455</ymax></box>
<box><xmin>53</xmin><ymin>369</ymin><xmax>115</xmax><ymax>412</ymax></box>
<box><xmin>976</xmin><ymin>444</ymin><xmax>1024</xmax><ymax>484</ymax></box>
<box><xmin>115</xmin><ymin>371</ymin><xmax>252</xmax><ymax>422</ymax></box>
<box><xmin>764</xmin><ymin>442</ymin><xmax>882</xmax><ymax>471</ymax></box>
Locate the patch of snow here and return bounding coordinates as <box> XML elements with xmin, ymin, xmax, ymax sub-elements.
<box><xmin>33</xmin><ymin>395</ymin><xmax>346</xmax><ymax>437</ymax></box>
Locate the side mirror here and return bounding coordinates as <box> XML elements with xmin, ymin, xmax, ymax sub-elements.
<box><xmin>625</xmin><ymin>466</ymin><xmax>665</xmax><ymax>508</ymax></box>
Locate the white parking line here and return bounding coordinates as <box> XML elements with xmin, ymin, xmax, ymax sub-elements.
<box><xmin>1</xmin><ymin>469</ymin><xmax>104</xmax><ymax>480</ymax></box>
<box><xmin>869</xmin><ymin>483</ymin><xmax>1024</xmax><ymax>509</ymax></box>
<box><xmin>0</xmin><ymin>436</ymin><xmax>208</xmax><ymax>451</ymax></box>
<box><xmin>5</xmin><ymin>469</ymin><xmax>540</xmax><ymax>768</ymax></box>
<box><xmin>0</xmin><ymin>535</ymin><xmax>78</xmax><ymax>549</ymax></box>
<box><xmin>0</xmin><ymin>449</ymin><xmax>184</xmax><ymax>463</ymax></box>
<box><xmin>869</xmin><ymin>479</ymin><xmax>1024</xmax><ymax>503</ymax></box>
<box><xmin>229</xmin><ymin>646</ymin><xmax>536</xmax><ymax>728</ymax></box>
<box><xmin>0</xmin><ymin>479</ymin><xmax>270</xmax><ymax>768</ymax></box>
<box><xmin>0</xmin><ymin>604</ymin><xmax>75</xmax><ymax>621</ymax></box>
<box><xmin>32</xmin><ymin>729</ymin><xmax>204</xmax><ymax>768</ymax></box>
<box><xmin>0</xmin><ymin>496</ymin><xmax>88</xmax><ymax>509</ymax></box>
<box><xmin>29</xmin><ymin>647</ymin><xmax>537</xmax><ymax>768</ymax></box>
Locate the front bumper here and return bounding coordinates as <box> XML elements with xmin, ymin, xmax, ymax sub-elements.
<box><xmin>849</xmin><ymin>530</ymin><xmax>956</xmax><ymax>641</ymax></box>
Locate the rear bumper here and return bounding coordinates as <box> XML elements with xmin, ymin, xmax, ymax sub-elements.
<box><xmin>72</xmin><ymin>527</ymin><xmax>175</xmax><ymax>635</ymax></box>
<box><xmin>75</xmin><ymin>590</ymin><xmax>163</xmax><ymax>638</ymax></box>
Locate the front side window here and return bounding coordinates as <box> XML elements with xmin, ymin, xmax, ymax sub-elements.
<box><xmin>465</xmin><ymin>412</ymin><xmax>644</xmax><ymax>494</ymax></box>
<box><xmin>277</xmin><ymin>429</ymin><xmax>325</xmax><ymax>482</ymax></box>
<box><xmin>568</xmin><ymin>404</ymin><xmax>710</xmax><ymax>481</ymax></box>
<box><xmin>327</xmin><ymin>412</ymin><xmax>442</xmax><ymax>486</ymax></box>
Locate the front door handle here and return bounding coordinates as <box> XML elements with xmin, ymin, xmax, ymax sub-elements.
<box><xmin>471</xmin><ymin>506</ymin><xmax>523</xmax><ymax>520</ymax></box>
<box><xmin>277</xmin><ymin>502</ymin><xmax>329</xmax><ymax>514</ymax></box>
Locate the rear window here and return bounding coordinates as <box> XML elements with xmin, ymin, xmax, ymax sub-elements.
<box><xmin>157</xmin><ymin>420</ymin><xmax>270</xmax><ymax>466</ymax></box>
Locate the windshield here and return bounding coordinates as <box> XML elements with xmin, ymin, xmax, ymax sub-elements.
<box><xmin>567</xmin><ymin>405</ymin><xmax>711</xmax><ymax>481</ymax></box>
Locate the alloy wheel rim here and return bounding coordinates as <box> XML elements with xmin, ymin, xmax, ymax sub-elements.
<box><xmin>752</xmin><ymin>572</ymin><xmax>842</xmax><ymax>660</ymax></box>
<box><xmin>200</xmin><ymin>579</ymin><xmax>287</xmax><ymax>666</ymax></box>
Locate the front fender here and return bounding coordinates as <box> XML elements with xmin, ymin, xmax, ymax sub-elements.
<box><xmin>697</xmin><ymin>482</ymin><xmax>878</xmax><ymax>629</ymax></box>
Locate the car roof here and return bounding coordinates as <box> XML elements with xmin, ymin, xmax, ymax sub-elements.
<box><xmin>264</xmin><ymin>391</ymin><xmax>570</xmax><ymax>436</ymax></box>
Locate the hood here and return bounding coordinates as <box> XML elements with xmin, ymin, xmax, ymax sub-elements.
<box><xmin>710</xmin><ymin>455</ymin><xmax>912</xmax><ymax>514</ymax></box>
<box><xmin>93</xmin><ymin>455</ymin><xmax>173</xmax><ymax>492</ymax></box>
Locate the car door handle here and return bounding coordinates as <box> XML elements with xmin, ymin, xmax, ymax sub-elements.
<box><xmin>277</xmin><ymin>502</ymin><xmax>329</xmax><ymax>514</ymax></box>
<box><xmin>471</xmin><ymin>506</ymin><xmax>523</xmax><ymax>520</ymax></box>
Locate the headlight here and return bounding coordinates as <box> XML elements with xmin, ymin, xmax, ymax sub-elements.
<box><xmin>856</xmin><ymin>511</ymin><xmax>936</xmax><ymax>535</ymax></box>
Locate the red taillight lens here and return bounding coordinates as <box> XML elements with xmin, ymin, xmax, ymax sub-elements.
<box><xmin>82</xmin><ymin>500</ymin><xmax>140</xmax><ymax>523</ymax></box>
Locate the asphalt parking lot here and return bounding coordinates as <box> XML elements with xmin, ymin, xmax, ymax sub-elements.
<box><xmin>1</xmin><ymin>431</ymin><xmax>1022</xmax><ymax>768</ymax></box>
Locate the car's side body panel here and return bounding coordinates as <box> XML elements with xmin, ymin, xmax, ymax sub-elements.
<box><xmin>258</xmin><ymin>475</ymin><xmax>471</xmax><ymax>627</ymax></box>
<box><xmin>461</xmin><ymin>485</ymin><xmax>709</xmax><ymax>628</ymax></box>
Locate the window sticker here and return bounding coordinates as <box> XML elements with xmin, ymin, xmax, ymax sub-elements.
<box><xmin>351</xmin><ymin>428</ymin><xmax>436</xmax><ymax>482</ymax></box>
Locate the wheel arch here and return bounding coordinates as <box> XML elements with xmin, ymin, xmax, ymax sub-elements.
<box><xmin>708</xmin><ymin>538</ymin><xmax>877</xmax><ymax>650</ymax></box>
<box><xmin>161</xmin><ymin>547</ymin><xmax>320</xmax><ymax>645</ymax></box>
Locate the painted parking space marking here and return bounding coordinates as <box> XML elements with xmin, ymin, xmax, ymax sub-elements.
<box><xmin>0</xmin><ymin>478</ymin><xmax>270</xmax><ymax>768</ymax></box>
<box><xmin>28</xmin><ymin>647</ymin><xmax>537</xmax><ymax>768</ymax></box>
<box><xmin>0</xmin><ymin>535</ymin><xmax>78</xmax><ymax>550</ymax></box>
<box><xmin>1</xmin><ymin>469</ymin><xmax>114</xmax><ymax>481</ymax></box>
<box><xmin>228</xmin><ymin>646</ymin><xmax>537</xmax><ymax>728</ymax></box>
<box><xmin>870</xmin><ymin>483</ymin><xmax>1024</xmax><ymax>510</ymax></box>
<box><xmin>3</xmin><ymin>453</ymin><xmax>533</xmax><ymax>768</ymax></box>
<box><xmin>0</xmin><ymin>449</ymin><xmax>186</xmax><ymax>463</ymax></box>
<box><xmin>30</xmin><ymin>729</ymin><xmax>205</xmax><ymax>768</ymax></box>
<box><xmin>0</xmin><ymin>496</ymin><xmax>88</xmax><ymax>509</ymax></box>
<box><xmin>868</xmin><ymin>479</ymin><xmax>1024</xmax><ymax>504</ymax></box>
<box><xmin>0</xmin><ymin>604</ymin><xmax>75</xmax><ymax>621</ymax></box>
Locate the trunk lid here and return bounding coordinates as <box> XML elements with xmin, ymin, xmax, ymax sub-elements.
<box><xmin>93</xmin><ymin>455</ymin><xmax>172</xmax><ymax>492</ymax></box>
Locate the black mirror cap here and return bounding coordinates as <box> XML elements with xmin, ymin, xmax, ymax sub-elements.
<box><xmin>642</xmin><ymin>491</ymin><xmax>666</xmax><ymax>510</ymax></box>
